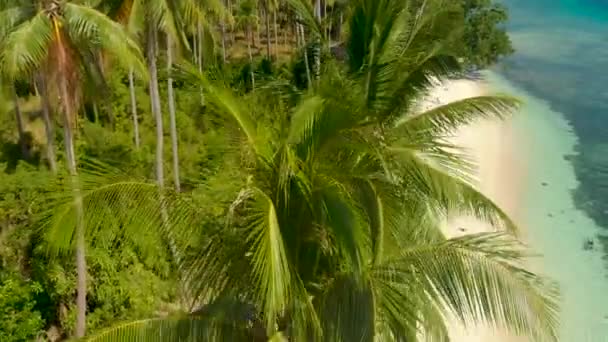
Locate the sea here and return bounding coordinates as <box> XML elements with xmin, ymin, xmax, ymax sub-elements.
<box><xmin>490</xmin><ymin>0</ymin><xmax>608</xmax><ymax>340</ymax></box>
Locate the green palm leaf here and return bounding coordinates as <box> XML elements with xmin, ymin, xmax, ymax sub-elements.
<box><xmin>0</xmin><ymin>11</ymin><xmax>52</xmax><ymax>80</ymax></box>
<box><xmin>387</xmin><ymin>143</ymin><xmax>518</xmax><ymax>234</ymax></box>
<box><xmin>0</xmin><ymin>4</ymin><xmax>33</xmax><ymax>41</ymax></box>
<box><xmin>64</xmin><ymin>3</ymin><xmax>147</xmax><ymax>79</ymax></box>
<box><xmin>247</xmin><ymin>187</ymin><xmax>292</xmax><ymax>335</ymax></box>
<box><xmin>285</xmin><ymin>0</ymin><xmax>323</xmax><ymax>41</ymax></box>
<box><xmin>399</xmin><ymin>95</ymin><xmax>521</xmax><ymax>136</ymax></box>
<box><xmin>316</xmin><ymin>274</ymin><xmax>376</xmax><ymax>342</ymax></box>
<box><xmin>377</xmin><ymin>233</ymin><xmax>559</xmax><ymax>341</ymax></box>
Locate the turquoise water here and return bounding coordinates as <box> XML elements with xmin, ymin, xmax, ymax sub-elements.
<box><xmin>493</xmin><ymin>1</ymin><xmax>608</xmax><ymax>340</ymax></box>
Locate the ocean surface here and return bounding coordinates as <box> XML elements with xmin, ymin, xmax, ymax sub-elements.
<box><xmin>492</xmin><ymin>0</ymin><xmax>608</xmax><ymax>340</ymax></box>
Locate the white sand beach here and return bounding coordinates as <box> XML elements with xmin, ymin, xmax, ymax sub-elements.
<box><xmin>428</xmin><ymin>78</ymin><xmax>528</xmax><ymax>342</ymax></box>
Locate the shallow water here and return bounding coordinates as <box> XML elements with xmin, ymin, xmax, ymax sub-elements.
<box><xmin>491</xmin><ymin>1</ymin><xmax>608</xmax><ymax>340</ymax></box>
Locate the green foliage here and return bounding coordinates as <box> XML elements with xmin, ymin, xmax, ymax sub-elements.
<box><xmin>459</xmin><ymin>0</ymin><xmax>514</xmax><ymax>67</ymax></box>
<box><xmin>0</xmin><ymin>272</ymin><xmax>45</xmax><ymax>341</ymax></box>
<box><xmin>78</xmin><ymin>0</ymin><xmax>558</xmax><ymax>339</ymax></box>
<box><xmin>0</xmin><ymin>0</ymin><xmax>545</xmax><ymax>340</ymax></box>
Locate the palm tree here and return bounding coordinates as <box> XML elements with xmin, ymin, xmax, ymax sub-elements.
<box><xmin>55</xmin><ymin>0</ymin><xmax>561</xmax><ymax>340</ymax></box>
<box><xmin>0</xmin><ymin>0</ymin><xmax>144</xmax><ymax>337</ymax></box>
<box><xmin>81</xmin><ymin>60</ymin><xmax>558</xmax><ymax>340</ymax></box>
<box><xmin>237</xmin><ymin>0</ymin><xmax>259</xmax><ymax>89</ymax></box>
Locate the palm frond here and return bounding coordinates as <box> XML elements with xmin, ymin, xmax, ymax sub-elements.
<box><xmin>247</xmin><ymin>187</ymin><xmax>293</xmax><ymax>335</ymax></box>
<box><xmin>387</xmin><ymin>143</ymin><xmax>518</xmax><ymax>234</ymax></box>
<box><xmin>375</xmin><ymin>55</ymin><xmax>462</xmax><ymax>125</ymax></box>
<box><xmin>84</xmin><ymin>311</ymin><xmax>255</xmax><ymax>341</ymax></box>
<box><xmin>316</xmin><ymin>274</ymin><xmax>375</xmax><ymax>342</ymax></box>
<box><xmin>64</xmin><ymin>3</ymin><xmax>147</xmax><ymax>80</ymax></box>
<box><xmin>318</xmin><ymin>182</ymin><xmax>368</xmax><ymax>273</ymax></box>
<box><xmin>177</xmin><ymin>64</ymin><xmax>259</xmax><ymax>152</ymax></box>
<box><xmin>38</xmin><ymin>162</ymin><xmax>198</xmax><ymax>262</ymax></box>
<box><xmin>146</xmin><ymin>0</ymin><xmax>187</xmax><ymax>47</ymax></box>
<box><xmin>398</xmin><ymin>95</ymin><xmax>521</xmax><ymax>136</ymax></box>
<box><xmin>0</xmin><ymin>4</ymin><xmax>33</xmax><ymax>42</ymax></box>
<box><xmin>377</xmin><ymin>233</ymin><xmax>559</xmax><ymax>341</ymax></box>
<box><xmin>0</xmin><ymin>12</ymin><xmax>52</xmax><ymax>80</ymax></box>
<box><xmin>285</xmin><ymin>0</ymin><xmax>323</xmax><ymax>41</ymax></box>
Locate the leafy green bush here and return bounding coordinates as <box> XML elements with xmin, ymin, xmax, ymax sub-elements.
<box><xmin>0</xmin><ymin>273</ymin><xmax>44</xmax><ymax>341</ymax></box>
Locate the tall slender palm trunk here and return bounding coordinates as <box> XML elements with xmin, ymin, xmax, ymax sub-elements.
<box><xmin>166</xmin><ymin>34</ymin><xmax>181</xmax><ymax>192</ymax></box>
<box><xmin>247</xmin><ymin>25</ymin><xmax>256</xmax><ymax>90</ymax></box>
<box><xmin>313</xmin><ymin>0</ymin><xmax>321</xmax><ymax>79</ymax></box>
<box><xmin>193</xmin><ymin>27</ymin><xmax>199</xmax><ymax>65</ymax></box>
<box><xmin>273</xmin><ymin>10</ymin><xmax>278</xmax><ymax>57</ymax></box>
<box><xmin>60</xmin><ymin>95</ymin><xmax>86</xmax><ymax>339</ymax></box>
<box><xmin>58</xmin><ymin>63</ymin><xmax>86</xmax><ymax>341</ymax></box>
<box><xmin>298</xmin><ymin>23</ymin><xmax>312</xmax><ymax>87</ymax></box>
<box><xmin>220</xmin><ymin>0</ymin><xmax>227</xmax><ymax>63</ymax></box>
<box><xmin>197</xmin><ymin>21</ymin><xmax>205</xmax><ymax>106</ymax></box>
<box><xmin>12</xmin><ymin>90</ymin><xmax>29</xmax><ymax>159</ymax></box>
<box><xmin>264</xmin><ymin>3</ymin><xmax>272</xmax><ymax>58</ymax></box>
<box><xmin>128</xmin><ymin>69</ymin><xmax>140</xmax><ymax>149</ymax></box>
<box><xmin>146</xmin><ymin>20</ymin><xmax>184</xmax><ymax>303</ymax></box>
<box><xmin>147</xmin><ymin>23</ymin><xmax>164</xmax><ymax>188</ymax></box>
<box><xmin>37</xmin><ymin>75</ymin><xmax>56</xmax><ymax>172</ymax></box>
<box><xmin>52</xmin><ymin>18</ymin><xmax>87</xmax><ymax>337</ymax></box>
<box><xmin>221</xmin><ymin>19</ymin><xmax>227</xmax><ymax>63</ymax></box>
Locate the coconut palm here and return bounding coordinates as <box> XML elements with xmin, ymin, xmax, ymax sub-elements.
<box><xmin>0</xmin><ymin>0</ymin><xmax>145</xmax><ymax>337</ymax></box>
<box><xmin>79</xmin><ymin>58</ymin><xmax>558</xmax><ymax>340</ymax></box>
<box><xmin>51</xmin><ymin>0</ymin><xmax>560</xmax><ymax>340</ymax></box>
<box><xmin>236</xmin><ymin>0</ymin><xmax>259</xmax><ymax>89</ymax></box>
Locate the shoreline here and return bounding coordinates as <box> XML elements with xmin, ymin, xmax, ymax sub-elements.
<box><xmin>430</xmin><ymin>77</ymin><xmax>528</xmax><ymax>342</ymax></box>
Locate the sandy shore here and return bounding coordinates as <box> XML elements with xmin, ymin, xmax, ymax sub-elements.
<box><xmin>428</xmin><ymin>78</ymin><xmax>527</xmax><ymax>342</ymax></box>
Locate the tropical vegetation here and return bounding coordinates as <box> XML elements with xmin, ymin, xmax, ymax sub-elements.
<box><xmin>0</xmin><ymin>0</ymin><xmax>556</xmax><ymax>341</ymax></box>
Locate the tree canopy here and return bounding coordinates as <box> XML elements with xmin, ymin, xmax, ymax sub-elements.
<box><xmin>0</xmin><ymin>0</ymin><xmax>548</xmax><ymax>341</ymax></box>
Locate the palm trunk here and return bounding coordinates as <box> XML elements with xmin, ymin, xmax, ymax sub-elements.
<box><xmin>324</xmin><ymin>0</ymin><xmax>330</xmax><ymax>42</ymax></box>
<box><xmin>299</xmin><ymin>24</ymin><xmax>312</xmax><ymax>87</ymax></box>
<box><xmin>285</xmin><ymin>22</ymin><xmax>290</xmax><ymax>47</ymax></box>
<box><xmin>273</xmin><ymin>10</ymin><xmax>278</xmax><ymax>57</ymax></box>
<box><xmin>197</xmin><ymin>21</ymin><xmax>203</xmax><ymax>68</ymax></box>
<box><xmin>264</xmin><ymin>4</ymin><xmax>271</xmax><ymax>59</ymax></box>
<box><xmin>166</xmin><ymin>35</ymin><xmax>181</xmax><ymax>192</ymax></box>
<box><xmin>128</xmin><ymin>69</ymin><xmax>140</xmax><ymax>149</ymax></box>
<box><xmin>313</xmin><ymin>0</ymin><xmax>321</xmax><ymax>80</ymax></box>
<box><xmin>255</xmin><ymin>20</ymin><xmax>260</xmax><ymax>48</ymax></box>
<box><xmin>59</xmin><ymin>70</ymin><xmax>86</xmax><ymax>340</ymax></box>
<box><xmin>193</xmin><ymin>27</ymin><xmax>199</xmax><ymax>65</ymax></box>
<box><xmin>147</xmin><ymin>23</ymin><xmax>164</xmax><ymax>188</ymax></box>
<box><xmin>247</xmin><ymin>25</ymin><xmax>255</xmax><ymax>90</ymax></box>
<box><xmin>328</xmin><ymin>5</ymin><xmax>333</xmax><ymax>44</ymax></box>
<box><xmin>12</xmin><ymin>90</ymin><xmax>29</xmax><ymax>159</ymax></box>
<box><xmin>62</xmin><ymin>114</ymin><xmax>86</xmax><ymax>341</ymax></box>
<box><xmin>51</xmin><ymin>18</ymin><xmax>86</xmax><ymax>337</ymax></box>
<box><xmin>37</xmin><ymin>75</ymin><xmax>56</xmax><ymax>172</ymax></box>
<box><xmin>221</xmin><ymin>18</ymin><xmax>227</xmax><ymax>63</ymax></box>
<box><xmin>338</xmin><ymin>12</ymin><xmax>343</xmax><ymax>39</ymax></box>
<box><xmin>197</xmin><ymin>21</ymin><xmax>205</xmax><ymax>106</ymax></box>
